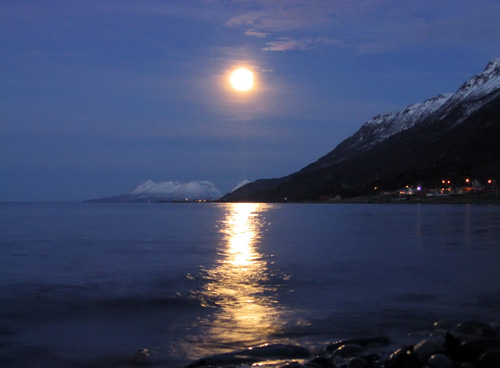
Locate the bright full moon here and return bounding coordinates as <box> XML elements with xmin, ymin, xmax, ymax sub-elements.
<box><xmin>229</xmin><ymin>67</ymin><xmax>254</xmax><ymax>92</ymax></box>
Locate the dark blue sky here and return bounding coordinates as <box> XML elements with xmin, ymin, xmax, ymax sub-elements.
<box><xmin>2</xmin><ymin>1</ymin><xmax>500</xmax><ymax>201</ymax></box>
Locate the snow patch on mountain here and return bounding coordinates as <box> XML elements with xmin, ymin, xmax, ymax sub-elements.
<box><xmin>231</xmin><ymin>179</ymin><xmax>251</xmax><ymax>193</ymax></box>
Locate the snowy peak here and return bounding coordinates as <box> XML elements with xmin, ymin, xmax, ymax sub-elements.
<box><xmin>451</xmin><ymin>57</ymin><xmax>500</xmax><ymax>102</ymax></box>
<box><xmin>89</xmin><ymin>180</ymin><xmax>222</xmax><ymax>202</ymax></box>
<box><xmin>340</xmin><ymin>58</ymin><xmax>500</xmax><ymax>156</ymax></box>
<box><xmin>130</xmin><ymin>180</ymin><xmax>222</xmax><ymax>200</ymax></box>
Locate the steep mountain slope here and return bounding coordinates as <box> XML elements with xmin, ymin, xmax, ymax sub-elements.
<box><xmin>223</xmin><ymin>58</ymin><xmax>500</xmax><ymax>202</ymax></box>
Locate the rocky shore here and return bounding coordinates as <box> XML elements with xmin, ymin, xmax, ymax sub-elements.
<box><xmin>184</xmin><ymin>320</ymin><xmax>500</xmax><ymax>368</ymax></box>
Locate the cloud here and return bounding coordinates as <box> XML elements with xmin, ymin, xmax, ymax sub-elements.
<box><xmin>244</xmin><ymin>29</ymin><xmax>268</xmax><ymax>38</ymax></box>
<box><xmin>224</xmin><ymin>4</ymin><xmax>336</xmax><ymax>32</ymax></box>
<box><xmin>263</xmin><ymin>36</ymin><xmax>340</xmax><ymax>52</ymax></box>
<box><xmin>223</xmin><ymin>1</ymin><xmax>500</xmax><ymax>56</ymax></box>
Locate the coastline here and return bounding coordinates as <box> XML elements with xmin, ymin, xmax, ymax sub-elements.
<box><xmin>326</xmin><ymin>193</ymin><xmax>500</xmax><ymax>205</ymax></box>
<box><xmin>185</xmin><ymin>319</ymin><xmax>500</xmax><ymax>368</ymax></box>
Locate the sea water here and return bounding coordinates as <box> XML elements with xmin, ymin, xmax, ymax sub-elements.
<box><xmin>1</xmin><ymin>202</ymin><xmax>500</xmax><ymax>367</ymax></box>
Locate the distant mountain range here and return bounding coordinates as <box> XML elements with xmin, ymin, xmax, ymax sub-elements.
<box><xmin>88</xmin><ymin>180</ymin><xmax>222</xmax><ymax>202</ymax></box>
<box><xmin>223</xmin><ymin>58</ymin><xmax>500</xmax><ymax>202</ymax></box>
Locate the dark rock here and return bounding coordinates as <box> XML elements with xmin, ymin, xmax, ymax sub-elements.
<box><xmin>445</xmin><ymin>333</ymin><xmax>463</xmax><ymax>360</ymax></box>
<box><xmin>310</xmin><ymin>356</ymin><xmax>336</xmax><ymax>368</ymax></box>
<box><xmin>446</xmin><ymin>333</ymin><xmax>500</xmax><ymax>362</ymax></box>
<box><xmin>332</xmin><ymin>344</ymin><xmax>364</xmax><ymax>358</ymax></box>
<box><xmin>476</xmin><ymin>348</ymin><xmax>500</xmax><ymax>368</ymax></box>
<box><xmin>305</xmin><ymin>362</ymin><xmax>331</xmax><ymax>368</ymax></box>
<box><xmin>327</xmin><ymin>337</ymin><xmax>391</xmax><ymax>353</ymax></box>
<box><xmin>280</xmin><ymin>362</ymin><xmax>304</xmax><ymax>368</ymax></box>
<box><xmin>360</xmin><ymin>353</ymin><xmax>383</xmax><ymax>366</ymax></box>
<box><xmin>245</xmin><ymin>344</ymin><xmax>311</xmax><ymax>358</ymax></box>
<box><xmin>383</xmin><ymin>345</ymin><xmax>419</xmax><ymax>368</ymax></box>
<box><xmin>427</xmin><ymin>354</ymin><xmax>456</xmax><ymax>368</ymax></box>
<box><xmin>348</xmin><ymin>357</ymin><xmax>369</xmax><ymax>368</ymax></box>
<box><xmin>186</xmin><ymin>343</ymin><xmax>311</xmax><ymax>367</ymax></box>
<box><xmin>433</xmin><ymin>320</ymin><xmax>460</xmax><ymax>332</ymax></box>
<box><xmin>413</xmin><ymin>337</ymin><xmax>445</xmax><ymax>364</ymax></box>
<box><xmin>186</xmin><ymin>355</ymin><xmax>261</xmax><ymax>368</ymax></box>
<box><xmin>454</xmin><ymin>321</ymin><xmax>497</xmax><ymax>338</ymax></box>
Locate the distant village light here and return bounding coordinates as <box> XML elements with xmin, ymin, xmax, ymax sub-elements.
<box><xmin>465</xmin><ymin>178</ymin><xmax>470</xmax><ymax>183</ymax></box>
<box><xmin>488</xmin><ymin>179</ymin><xmax>493</xmax><ymax>184</ymax></box>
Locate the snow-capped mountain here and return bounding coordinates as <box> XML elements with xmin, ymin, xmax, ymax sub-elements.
<box><xmin>88</xmin><ymin>180</ymin><xmax>222</xmax><ymax>202</ymax></box>
<box><xmin>362</xmin><ymin>57</ymin><xmax>500</xmax><ymax>142</ymax></box>
<box><xmin>434</xmin><ymin>58</ymin><xmax>500</xmax><ymax>126</ymax></box>
<box><xmin>313</xmin><ymin>57</ymin><xmax>500</xmax><ymax>168</ymax></box>
<box><xmin>223</xmin><ymin>58</ymin><xmax>500</xmax><ymax>202</ymax></box>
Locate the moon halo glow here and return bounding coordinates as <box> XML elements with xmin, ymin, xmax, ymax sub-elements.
<box><xmin>229</xmin><ymin>67</ymin><xmax>254</xmax><ymax>92</ymax></box>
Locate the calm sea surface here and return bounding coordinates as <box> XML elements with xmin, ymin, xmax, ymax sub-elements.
<box><xmin>1</xmin><ymin>202</ymin><xmax>500</xmax><ymax>367</ymax></box>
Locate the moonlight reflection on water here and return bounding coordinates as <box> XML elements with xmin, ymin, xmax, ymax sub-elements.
<box><xmin>196</xmin><ymin>203</ymin><xmax>285</xmax><ymax>350</ymax></box>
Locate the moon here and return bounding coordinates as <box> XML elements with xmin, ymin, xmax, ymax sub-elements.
<box><xmin>229</xmin><ymin>67</ymin><xmax>254</xmax><ymax>92</ymax></box>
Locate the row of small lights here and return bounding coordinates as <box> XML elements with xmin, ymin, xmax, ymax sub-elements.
<box><xmin>374</xmin><ymin>178</ymin><xmax>496</xmax><ymax>192</ymax></box>
<box><xmin>442</xmin><ymin>178</ymin><xmax>495</xmax><ymax>185</ymax></box>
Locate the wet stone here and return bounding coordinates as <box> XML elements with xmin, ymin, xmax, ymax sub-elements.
<box><xmin>280</xmin><ymin>362</ymin><xmax>303</xmax><ymax>368</ymax></box>
<box><xmin>453</xmin><ymin>321</ymin><xmax>497</xmax><ymax>338</ymax></box>
<box><xmin>413</xmin><ymin>337</ymin><xmax>445</xmax><ymax>364</ymax></box>
<box><xmin>348</xmin><ymin>356</ymin><xmax>369</xmax><ymax>368</ymax></box>
<box><xmin>326</xmin><ymin>337</ymin><xmax>390</xmax><ymax>353</ymax></box>
<box><xmin>434</xmin><ymin>320</ymin><xmax>461</xmax><ymax>332</ymax></box>
<box><xmin>427</xmin><ymin>354</ymin><xmax>456</xmax><ymax>368</ymax></box>
<box><xmin>383</xmin><ymin>345</ymin><xmax>419</xmax><ymax>368</ymax></box>
<box><xmin>458</xmin><ymin>337</ymin><xmax>500</xmax><ymax>362</ymax></box>
<box><xmin>476</xmin><ymin>348</ymin><xmax>500</xmax><ymax>368</ymax></box>
<box><xmin>332</xmin><ymin>344</ymin><xmax>363</xmax><ymax>358</ymax></box>
<box><xmin>310</xmin><ymin>356</ymin><xmax>336</xmax><ymax>368</ymax></box>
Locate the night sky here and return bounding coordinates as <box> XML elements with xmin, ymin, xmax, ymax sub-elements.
<box><xmin>2</xmin><ymin>1</ymin><xmax>500</xmax><ymax>201</ymax></box>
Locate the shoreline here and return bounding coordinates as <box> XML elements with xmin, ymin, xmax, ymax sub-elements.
<box><xmin>186</xmin><ymin>319</ymin><xmax>500</xmax><ymax>368</ymax></box>
<box><xmin>307</xmin><ymin>192</ymin><xmax>500</xmax><ymax>205</ymax></box>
